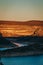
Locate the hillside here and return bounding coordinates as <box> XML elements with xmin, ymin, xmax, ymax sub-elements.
<box><xmin>1</xmin><ymin>41</ymin><xmax>43</xmax><ymax>57</ymax></box>
<box><xmin>0</xmin><ymin>36</ymin><xmax>43</xmax><ymax>57</ymax></box>
<box><xmin>0</xmin><ymin>34</ymin><xmax>16</xmax><ymax>48</ymax></box>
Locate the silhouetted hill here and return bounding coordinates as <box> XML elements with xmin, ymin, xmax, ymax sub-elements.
<box><xmin>0</xmin><ymin>34</ymin><xmax>16</xmax><ymax>48</ymax></box>
<box><xmin>1</xmin><ymin>42</ymin><xmax>43</xmax><ymax>57</ymax></box>
<box><xmin>6</xmin><ymin>36</ymin><xmax>43</xmax><ymax>43</ymax></box>
<box><xmin>0</xmin><ymin>35</ymin><xmax>43</xmax><ymax>56</ymax></box>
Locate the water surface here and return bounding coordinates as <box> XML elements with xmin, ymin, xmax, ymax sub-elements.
<box><xmin>1</xmin><ymin>55</ymin><xmax>43</xmax><ymax>65</ymax></box>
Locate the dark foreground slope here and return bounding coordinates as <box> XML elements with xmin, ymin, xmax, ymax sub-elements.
<box><xmin>0</xmin><ymin>39</ymin><xmax>43</xmax><ymax>57</ymax></box>
<box><xmin>0</xmin><ymin>35</ymin><xmax>16</xmax><ymax>48</ymax></box>
<box><xmin>6</xmin><ymin>36</ymin><xmax>43</xmax><ymax>44</ymax></box>
<box><xmin>0</xmin><ymin>44</ymin><xmax>43</xmax><ymax>57</ymax></box>
<box><xmin>0</xmin><ymin>36</ymin><xmax>43</xmax><ymax>57</ymax></box>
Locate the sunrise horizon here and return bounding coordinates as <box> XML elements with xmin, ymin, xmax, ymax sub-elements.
<box><xmin>0</xmin><ymin>0</ymin><xmax>43</xmax><ymax>37</ymax></box>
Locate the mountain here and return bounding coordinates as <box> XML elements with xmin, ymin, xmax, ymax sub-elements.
<box><xmin>0</xmin><ymin>20</ymin><xmax>43</xmax><ymax>25</ymax></box>
<box><xmin>0</xmin><ymin>20</ymin><xmax>43</xmax><ymax>37</ymax></box>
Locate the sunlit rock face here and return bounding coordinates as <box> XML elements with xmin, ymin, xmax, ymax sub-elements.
<box><xmin>0</xmin><ymin>20</ymin><xmax>43</xmax><ymax>37</ymax></box>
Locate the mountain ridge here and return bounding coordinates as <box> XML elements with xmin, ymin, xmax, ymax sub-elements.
<box><xmin>0</xmin><ymin>20</ymin><xmax>43</xmax><ymax>26</ymax></box>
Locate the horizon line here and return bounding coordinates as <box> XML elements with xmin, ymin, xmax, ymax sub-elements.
<box><xmin>0</xmin><ymin>20</ymin><xmax>43</xmax><ymax>22</ymax></box>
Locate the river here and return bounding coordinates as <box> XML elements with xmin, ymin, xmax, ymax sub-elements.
<box><xmin>1</xmin><ymin>55</ymin><xmax>43</xmax><ymax>65</ymax></box>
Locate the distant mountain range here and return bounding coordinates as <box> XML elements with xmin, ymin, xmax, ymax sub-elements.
<box><xmin>0</xmin><ymin>20</ymin><xmax>43</xmax><ymax>25</ymax></box>
<box><xmin>0</xmin><ymin>20</ymin><xmax>43</xmax><ymax>37</ymax></box>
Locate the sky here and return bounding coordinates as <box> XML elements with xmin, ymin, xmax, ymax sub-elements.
<box><xmin>0</xmin><ymin>0</ymin><xmax>43</xmax><ymax>21</ymax></box>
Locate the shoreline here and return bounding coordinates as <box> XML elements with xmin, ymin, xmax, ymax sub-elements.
<box><xmin>1</xmin><ymin>51</ymin><xmax>43</xmax><ymax>57</ymax></box>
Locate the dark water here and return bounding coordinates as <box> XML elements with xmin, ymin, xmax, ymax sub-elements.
<box><xmin>1</xmin><ymin>55</ymin><xmax>43</xmax><ymax>65</ymax></box>
<box><xmin>0</xmin><ymin>48</ymin><xmax>9</xmax><ymax>50</ymax></box>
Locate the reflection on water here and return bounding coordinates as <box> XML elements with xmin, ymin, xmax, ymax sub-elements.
<box><xmin>0</xmin><ymin>48</ymin><xmax>8</xmax><ymax>51</ymax></box>
<box><xmin>1</xmin><ymin>55</ymin><xmax>43</xmax><ymax>65</ymax></box>
<box><xmin>0</xmin><ymin>47</ymin><xmax>14</xmax><ymax>51</ymax></box>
